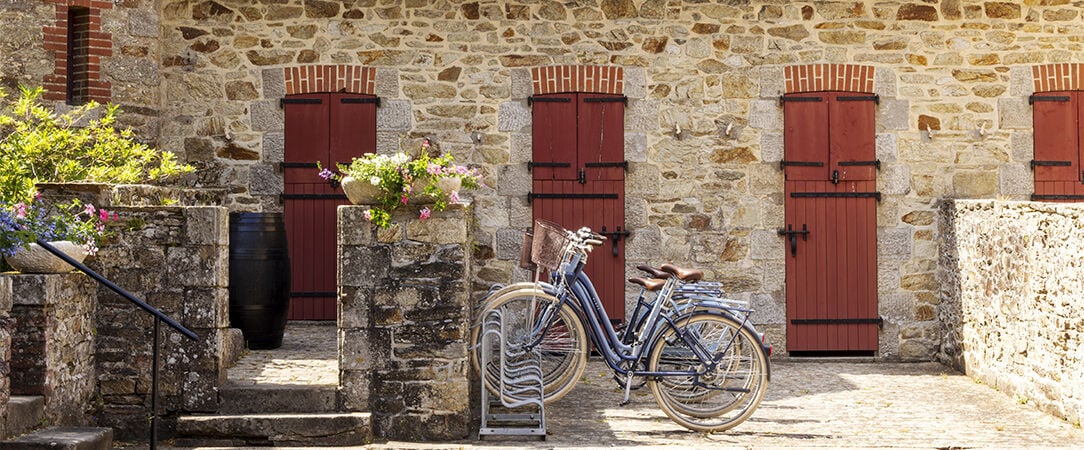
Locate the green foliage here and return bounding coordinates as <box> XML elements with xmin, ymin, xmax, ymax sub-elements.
<box><xmin>0</xmin><ymin>86</ymin><xmax>193</xmax><ymax>205</ymax></box>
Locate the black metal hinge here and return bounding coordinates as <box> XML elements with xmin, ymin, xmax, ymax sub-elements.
<box><xmin>838</xmin><ymin>94</ymin><xmax>880</xmax><ymax>105</ymax></box>
<box><xmin>584</xmin><ymin>96</ymin><xmax>628</xmax><ymax>105</ymax></box>
<box><xmin>1030</xmin><ymin>160</ymin><xmax>1072</xmax><ymax>169</ymax></box>
<box><xmin>599</xmin><ymin>225</ymin><xmax>631</xmax><ymax>257</ymax></box>
<box><xmin>790</xmin><ymin>192</ymin><xmax>882</xmax><ymax>201</ymax></box>
<box><xmin>791</xmin><ymin>317</ymin><xmax>884</xmax><ymax>326</ymax></box>
<box><xmin>527</xmin><ymin>96</ymin><xmax>572</xmax><ymax>106</ymax></box>
<box><xmin>341</xmin><ymin>97</ymin><xmax>381</xmax><ymax>106</ymax></box>
<box><xmin>527</xmin><ymin>192</ymin><xmax>619</xmax><ymax>204</ymax></box>
<box><xmin>289</xmin><ymin>291</ymin><xmax>337</xmax><ymax>298</ymax></box>
<box><xmin>280</xmin><ymin>193</ymin><xmax>348</xmax><ymax>201</ymax></box>
<box><xmin>527</xmin><ymin>161</ymin><xmax>572</xmax><ymax>172</ymax></box>
<box><xmin>584</xmin><ymin>161</ymin><xmax>629</xmax><ymax>171</ymax></box>
<box><xmin>279</xmin><ymin>162</ymin><xmax>319</xmax><ymax>169</ymax></box>
<box><xmin>780</xmin><ymin>160</ymin><xmax>825</xmax><ymax>170</ymax></box>
<box><xmin>1031</xmin><ymin>194</ymin><xmax>1084</xmax><ymax>201</ymax></box>
<box><xmin>279</xmin><ymin>97</ymin><xmax>322</xmax><ymax>108</ymax></box>
<box><xmin>838</xmin><ymin>160</ymin><xmax>881</xmax><ymax>170</ymax></box>
<box><xmin>1029</xmin><ymin>94</ymin><xmax>1071</xmax><ymax>104</ymax></box>
<box><xmin>779</xmin><ymin>96</ymin><xmax>823</xmax><ymax>105</ymax></box>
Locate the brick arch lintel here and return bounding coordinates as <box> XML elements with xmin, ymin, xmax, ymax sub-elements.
<box><xmin>531</xmin><ymin>65</ymin><xmax>624</xmax><ymax>96</ymax></box>
<box><xmin>784</xmin><ymin>64</ymin><xmax>876</xmax><ymax>94</ymax></box>
<box><xmin>284</xmin><ymin>65</ymin><xmax>377</xmax><ymax>96</ymax></box>
<box><xmin>1032</xmin><ymin>64</ymin><xmax>1084</xmax><ymax>93</ymax></box>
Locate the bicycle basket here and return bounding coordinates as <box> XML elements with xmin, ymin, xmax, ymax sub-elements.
<box><xmin>531</xmin><ymin>219</ymin><xmax>569</xmax><ymax>271</ymax></box>
<box><xmin>518</xmin><ymin>227</ymin><xmax>537</xmax><ymax>270</ymax></box>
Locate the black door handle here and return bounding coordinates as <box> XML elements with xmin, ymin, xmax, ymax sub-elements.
<box><xmin>777</xmin><ymin>224</ymin><xmax>810</xmax><ymax>257</ymax></box>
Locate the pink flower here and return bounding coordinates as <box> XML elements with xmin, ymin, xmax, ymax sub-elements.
<box><xmin>400</xmin><ymin>195</ymin><xmax>409</xmax><ymax>204</ymax></box>
<box><xmin>33</xmin><ymin>191</ymin><xmax>42</xmax><ymax>200</ymax></box>
<box><xmin>363</xmin><ymin>210</ymin><xmax>373</xmax><ymax>221</ymax></box>
<box><xmin>14</xmin><ymin>203</ymin><xmax>27</xmax><ymax>219</ymax></box>
<box><xmin>99</xmin><ymin>209</ymin><xmax>110</xmax><ymax>222</ymax></box>
<box><xmin>419</xmin><ymin>207</ymin><xmax>431</xmax><ymax>220</ymax></box>
<box><xmin>112</xmin><ymin>212</ymin><xmax>119</xmax><ymax>221</ymax></box>
<box><xmin>422</xmin><ymin>138</ymin><xmax>430</xmax><ymax>149</ymax></box>
<box><xmin>84</xmin><ymin>203</ymin><xmax>96</xmax><ymax>215</ymax></box>
<box><xmin>449</xmin><ymin>190</ymin><xmax>459</xmax><ymax>203</ymax></box>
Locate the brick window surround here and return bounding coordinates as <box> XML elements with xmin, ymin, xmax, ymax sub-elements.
<box><xmin>284</xmin><ymin>65</ymin><xmax>376</xmax><ymax>95</ymax></box>
<box><xmin>784</xmin><ymin>64</ymin><xmax>876</xmax><ymax>94</ymax></box>
<box><xmin>42</xmin><ymin>0</ymin><xmax>112</xmax><ymax>104</ymax></box>
<box><xmin>1032</xmin><ymin>63</ymin><xmax>1084</xmax><ymax>92</ymax></box>
<box><xmin>531</xmin><ymin>65</ymin><xmax>624</xmax><ymax>95</ymax></box>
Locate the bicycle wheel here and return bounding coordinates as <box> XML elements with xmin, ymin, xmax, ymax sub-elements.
<box><xmin>646</xmin><ymin>313</ymin><xmax>768</xmax><ymax>432</ymax></box>
<box><xmin>471</xmin><ymin>290</ymin><xmax>588</xmax><ymax>403</ymax></box>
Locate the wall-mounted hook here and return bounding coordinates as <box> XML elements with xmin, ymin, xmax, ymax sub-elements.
<box><xmin>978</xmin><ymin>121</ymin><xmax>987</xmax><ymax>137</ymax></box>
<box><xmin>924</xmin><ymin>123</ymin><xmax>935</xmax><ymax>139</ymax></box>
<box><xmin>724</xmin><ymin>122</ymin><xmax>734</xmax><ymax>137</ymax></box>
<box><xmin>674</xmin><ymin>121</ymin><xmax>682</xmax><ymax>137</ymax></box>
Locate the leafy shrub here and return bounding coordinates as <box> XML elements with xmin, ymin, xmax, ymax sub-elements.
<box><xmin>0</xmin><ymin>86</ymin><xmax>192</xmax><ymax>205</ymax></box>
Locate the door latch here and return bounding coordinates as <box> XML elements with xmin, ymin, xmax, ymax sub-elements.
<box><xmin>578</xmin><ymin>168</ymin><xmax>587</xmax><ymax>184</ymax></box>
<box><xmin>599</xmin><ymin>225</ymin><xmax>631</xmax><ymax>257</ymax></box>
<box><xmin>777</xmin><ymin>224</ymin><xmax>810</xmax><ymax>257</ymax></box>
<box><xmin>831</xmin><ymin>170</ymin><xmax>840</xmax><ymax>184</ymax></box>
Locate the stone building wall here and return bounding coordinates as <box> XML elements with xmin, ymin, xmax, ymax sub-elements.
<box><xmin>8</xmin><ymin>0</ymin><xmax>1084</xmax><ymax>358</ymax></box>
<box><xmin>0</xmin><ymin>277</ymin><xmax>11</xmax><ymax>438</ymax></box>
<box><xmin>89</xmin><ymin>205</ymin><xmax>229</xmax><ymax>440</ymax></box>
<box><xmin>339</xmin><ymin>203</ymin><xmax>472</xmax><ymax>440</ymax></box>
<box><xmin>938</xmin><ymin>200</ymin><xmax>1084</xmax><ymax>426</ymax></box>
<box><xmin>7</xmin><ymin>273</ymin><xmax>97</xmax><ymax>426</ymax></box>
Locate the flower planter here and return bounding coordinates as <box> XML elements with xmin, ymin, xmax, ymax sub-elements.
<box><xmin>341</xmin><ymin>176</ymin><xmax>383</xmax><ymax>205</ymax></box>
<box><xmin>3</xmin><ymin>241</ymin><xmax>87</xmax><ymax>273</ymax></box>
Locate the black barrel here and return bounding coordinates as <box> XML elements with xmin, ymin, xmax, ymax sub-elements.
<box><xmin>229</xmin><ymin>212</ymin><xmax>291</xmax><ymax>350</ymax></box>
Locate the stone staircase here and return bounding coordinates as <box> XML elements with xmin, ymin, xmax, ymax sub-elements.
<box><xmin>172</xmin><ymin>323</ymin><xmax>369</xmax><ymax>446</ymax></box>
<box><xmin>2</xmin><ymin>395</ymin><xmax>114</xmax><ymax>450</ymax></box>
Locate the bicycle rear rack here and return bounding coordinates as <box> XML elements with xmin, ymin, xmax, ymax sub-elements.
<box><xmin>478</xmin><ymin>308</ymin><xmax>547</xmax><ymax>439</ymax></box>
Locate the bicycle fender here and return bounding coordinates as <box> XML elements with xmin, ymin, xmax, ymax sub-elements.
<box><xmin>654</xmin><ymin>310</ymin><xmax>772</xmax><ymax>382</ymax></box>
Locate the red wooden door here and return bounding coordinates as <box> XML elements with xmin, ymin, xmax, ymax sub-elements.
<box><xmin>531</xmin><ymin>93</ymin><xmax>627</xmax><ymax>322</ymax></box>
<box><xmin>1032</xmin><ymin>91</ymin><xmax>1084</xmax><ymax>201</ymax></box>
<box><xmin>283</xmin><ymin>93</ymin><xmax>377</xmax><ymax>320</ymax></box>
<box><xmin>782</xmin><ymin>92</ymin><xmax>879</xmax><ymax>353</ymax></box>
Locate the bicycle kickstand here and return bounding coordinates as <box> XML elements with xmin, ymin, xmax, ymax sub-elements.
<box><xmin>619</xmin><ymin>371</ymin><xmax>635</xmax><ymax>406</ymax></box>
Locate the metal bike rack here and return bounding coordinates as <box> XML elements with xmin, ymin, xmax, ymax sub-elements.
<box><xmin>478</xmin><ymin>307</ymin><xmax>546</xmax><ymax>439</ymax></box>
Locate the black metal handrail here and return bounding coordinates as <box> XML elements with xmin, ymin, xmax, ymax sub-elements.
<box><xmin>2</xmin><ymin>222</ymin><xmax>199</xmax><ymax>449</ymax></box>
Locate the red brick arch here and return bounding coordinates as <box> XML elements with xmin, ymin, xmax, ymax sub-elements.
<box><xmin>283</xmin><ymin>65</ymin><xmax>376</xmax><ymax>95</ymax></box>
<box><xmin>784</xmin><ymin>64</ymin><xmax>875</xmax><ymax>94</ymax></box>
<box><xmin>531</xmin><ymin>65</ymin><xmax>624</xmax><ymax>95</ymax></box>
<box><xmin>1032</xmin><ymin>63</ymin><xmax>1084</xmax><ymax>92</ymax></box>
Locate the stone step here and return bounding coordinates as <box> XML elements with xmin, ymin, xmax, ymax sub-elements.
<box><xmin>174</xmin><ymin>412</ymin><xmax>370</xmax><ymax>447</ymax></box>
<box><xmin>5</xmin><ymin>396</ymin><xmax>44</xmax><ymax>439</ymax></box>
<box><xmin>0</xmin><ymin>427</ymin><xmax>113</xmax><ymax>450</ymax></box>
<box><xmin>217</xmin><ymin>383</ymin><xmax>338</xmax><ymax>414</ymax></box>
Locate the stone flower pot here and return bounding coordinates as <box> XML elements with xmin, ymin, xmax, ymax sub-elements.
<box><xmin>340</xmin><ymin>176</ymin><xmax>383</xmax><ymax>205</ymax></box>
<box><xmin>4</xmin><ymin>241</ymin><xmax>87</xmax><ymax>273</ymax></box>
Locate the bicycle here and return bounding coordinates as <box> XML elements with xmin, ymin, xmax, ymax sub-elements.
<box><xmin>475</xmin><ymin>219</ymin><xmax>771</xmax><ymax>432</ymax></box>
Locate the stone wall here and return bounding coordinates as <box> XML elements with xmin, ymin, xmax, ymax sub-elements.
<box><xmin>938</xmin><ymin>200</ymin><xmax>1084</xmax><ymax>426</ymax></box>
<box><xmin>0</xmin><ymin>277</ymin><xmax>11</xmax><ymax>437</ymax></box>
<box><xmin>339</xmin><ymin>203</ymin><xmax>472</xmax><ymax>440</ymax></box>
<box><xmin>9</xmin><ymin>0</ymin><xmax>1084</xmax><ymax>358</ymax></box>
<box><xmin>8</xmin><ymin>273</ymin><xmax>97</xmax><ymax>426</ymax></box>
<box><xmin>89</xmin><ymin>205</ymin><xmax>229</xmax><ymax>440</ymax></box>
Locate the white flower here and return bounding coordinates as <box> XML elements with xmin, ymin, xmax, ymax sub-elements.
<box><xmin>392</xmin><ymin>152</ymin><xmax>410</xmax><ymax>164</ymax></box>
<box><xmin>369</xmin><ymin>176</ymin><xmax>381</xmax><ymax>186</ymax></box>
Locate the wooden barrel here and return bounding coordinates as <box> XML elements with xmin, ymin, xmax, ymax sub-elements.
<box><xmin>228</xmin><ymin>212</ymin><xmax>291</xmax><ymax>350</ymax></box>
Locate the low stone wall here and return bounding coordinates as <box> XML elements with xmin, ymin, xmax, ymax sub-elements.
<box><xmin>89</xmin><ymin>205</ymin><xmax>229</xmax><ymax>440</ymax></box>
<box><xmin>339</xmin><ymin>203</ymin><xmax>472</xmax><ymax>441</ymax></box>
<box><xmin>0</xmin><ymin>277</ymin><xmax>11</xmax><ymax>437</ymax></box>
<box><xmin>938</xmin><ymin>200</ymin><xmax>1084</xmax><ymax>426</ymax></box>
<box><xmin>8</xmin><ymin>273</ymin><xmax>97</xmax><ymax>426</ymax></box>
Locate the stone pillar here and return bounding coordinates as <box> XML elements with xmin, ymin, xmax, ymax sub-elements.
<box><xmin>8</xmin><ymin>273</ymin><xmax>97</xmax><ymax>426</ymax></box>
<box><xmin>339</xmin><ymin>203</ymin><xmax>472</xmax><ymax>441</ymax></box>
<box><xmin>90</xmin><ymin>205</ymin><xmax>229</xmax><ymax>440</ymax></box>
<box><xmin>0</xmin><ymin>276</ymin><xmax>11</xmax><ymax>437</ymax></box>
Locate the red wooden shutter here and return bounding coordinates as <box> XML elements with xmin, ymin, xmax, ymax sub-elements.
<box><xmin>283</xmin><ymin>94</ymin><xmax>329</xmax><ymax>184</ymax></box>
<box><xmin>1032</xmin><ymin>91</ymin><xmax>1079</xmax><ymax>183</ymax></box>
<box><xmin>829</xmin><ymin>93</ymin><xmax>877</xmax><ymax>181</ymax></box>
<box><xmin>782</xmin><ymin>93</ymin><xmax>829</xmax><ymax>180</ymax></box>
<box><xmin>579</xmin><ymin>94</ymin><xmax>626</xmax><ymax>182</ymax></box>
<box><xmin>331</xmin><ymin>93</ymin><xmax>378</xmax><ymax>165</ymax></box>
<box><xmin>531</xmin><ymin>94</ymin><xmax>578</xmax><ymax>181</ymax></box>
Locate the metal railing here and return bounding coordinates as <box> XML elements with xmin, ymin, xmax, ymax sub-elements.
<box><xmin>3</xmin><ymin>232</ymin><xmax>199</xmax><ymax>449</ymax></box>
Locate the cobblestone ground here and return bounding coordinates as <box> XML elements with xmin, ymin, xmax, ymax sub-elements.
<box><xmin>220</xmin><ymin>322</ymin><xmax>1084</xmax><ymax>449</ymax></box>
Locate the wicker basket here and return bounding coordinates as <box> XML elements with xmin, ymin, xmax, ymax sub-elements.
<box><xmin>530</xmin><ymin>219</ymin><xmax>568</xmax><ymax>271</ymax></box>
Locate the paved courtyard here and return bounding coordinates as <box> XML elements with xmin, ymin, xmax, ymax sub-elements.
<box><xmin>219</xmin><ymin>322</ymin><xmax>1084</xmax><ymax>449</ymax></box>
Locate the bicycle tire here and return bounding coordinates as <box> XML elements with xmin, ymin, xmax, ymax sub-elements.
<box><xmin>646</xmin><ymin>313</ymin><xmax>768</xmax><ymax>432</ymax></box>
<box><xmin>470</xmin><ymin>289</ymin><xmax>588</xmax><ymax>404</ymax></box>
